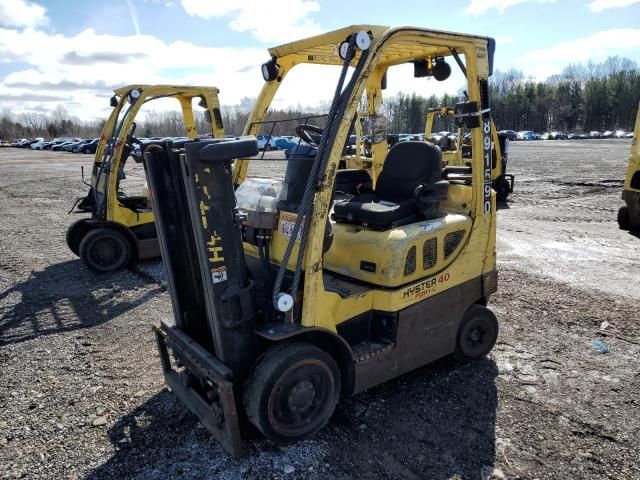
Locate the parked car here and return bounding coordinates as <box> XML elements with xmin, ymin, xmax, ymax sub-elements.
<box><xmin>567</xmin><ymin>132</ymin><xmax>587</xmax><ymax>140</ymax></box>
<box><xmin>549</xmin><ymin>131</ymin><xmax>567</xmax><ymax>140</ymax></box>
<box><xmin>80</xmin><ymin>139</ymin><xmax>100</xmax><ymax>154</ymax></box>
<box><xmin>499</xmin><ymin>130</ymin><xmax>517</xmax><ymax>141</ymax></box>
<box><xmin>25</xmin><ymin>138</ymin><xmax>44</xmax><ymax>148</ymax></box>
<box><xmin>45</xmin><ymin>139</ymin><xmax>69</xmax><ymax>150</ymax></box>
<box><xmin>63</xmin><ymin>141</ymin><xmax>80</xmax><ymax>152</ymax></box>
<box><xmin>589</xmin><ymin>131</ymin><xmax>601</xmax><ymax>139</ymax></box>
<box><xmin>540</xmin><ymin>132</ymin><xmax>550</xmax><ymax>140</ymax></box>
<box><xmin>52</xmin><ymin>141</ymin><xmax>75</xmax><ymax>151</ymax></box>
<box><xmin>30</xmin><ymin>140</ymin><xmax>48</xmax><ymax>149</ymax></box>
<box><xmin>516</xmin><ymin>131</ymin><xmax>535</xmax><ymax>141</ymax></box>
<box><xmin>256</xmin><ymin>134</ymin><xmax>278</xmax><ymax>150</ymax></box>
<box><xmin>72</xmin><ymin>138</ymin><xmax>100</xmax><ymax>153</ymax></box>
<box><xmin>614</xmin><ymin>130</ymin><xmax>627</xmax><ymax>139</ymax></box>
<box><xmin>625</xmin><ymin>132</ymin><xmax>634</xmax><ymax>138</ymax></box>
<box><xmin>274</xmin><ymin>136</ymin><xmax>298</xmax><ymax>151</ymax></box>
<box><xmin>600</xmin><ymin>130</ymin><xmax>614</xmax><ymax>138</ymax></box>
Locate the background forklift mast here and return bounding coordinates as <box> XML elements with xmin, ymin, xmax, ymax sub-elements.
<box><xmin>149</xmin><ymin>26</ymin><xmax>500</xmax><ymax>457</ymax></box>
<box><xmin>66</xmin><ymin>85</ymin><xmax>225</xmax><ymax>272</ymax></box>
<box><xmin>425</xmin><ymin>108</ymin><xmax>514</xmax><ymax>201</ymax></box>
<box><xmin>618</xmin><ymin>102</ymin><xmax>640</xmax><ymax>231</ymax></box>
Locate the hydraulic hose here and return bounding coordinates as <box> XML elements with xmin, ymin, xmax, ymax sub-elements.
<box><xmin>272</xmin><ymin>35</ymin><xmax>370</xmax><ymax>317</ymax></box>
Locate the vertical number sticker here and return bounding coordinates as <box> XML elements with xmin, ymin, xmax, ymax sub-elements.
<box><xmin>483</xmin><ymin>119</ymin><xmax>492</xmax><ymax>214</ymax></box>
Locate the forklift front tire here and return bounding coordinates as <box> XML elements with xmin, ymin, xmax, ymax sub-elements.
<box><xmin>79</xmin><ymin>228</ymin><xmax>132</xmax><ymax>272</ymax></box>
<box><xmin>243</xmin><ymin>342</ymin><xmax>341</xmax><ymax>443</ymax></box>
<box><xmin>617</xmin><ymin>206</ymin><xmax>630</xmax><ymax>230</ymax></box>
<box><xmin>455</xmin><ymin>304</ymin><xmax>499</xmax><ymax>361</ymax></box>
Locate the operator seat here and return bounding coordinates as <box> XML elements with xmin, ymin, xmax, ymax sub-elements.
<box><xmin>332</xmin><ymin>141</ymin><xmax>449</xmax><ymax>229</ymax></box>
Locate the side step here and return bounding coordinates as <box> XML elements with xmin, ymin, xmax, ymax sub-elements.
<box><xmin>153</xmin><ymin>321</ymin><xmax>242</xmax><ymax>458</ymax></box>
<box><xmin>352</xmin><ymin>341</ymin><xmax>395</xmax><ymax>363</ymax></box>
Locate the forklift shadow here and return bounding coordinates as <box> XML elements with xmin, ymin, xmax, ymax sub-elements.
<box><xmin>496</xmin><ymin>200</ymin><xmax>511</xmax><ymax>210</ymax></box>
<box><xmin>87</xmin><ymin>389</ymin><xmax>248</xmax><ymax>479</ymax></box>
<box><xmin>327</xmin><ymin>355</ymin><xmax>499</xmax><ymax>479</ymax></box>
<box><xmin>87</xmin><ymin>357</ymin><xmax>498</xmax><ymax>479</ymax></box>
<box><xmin>0</xmin><ymin>260</ymin><xmax>162</xmax><ymax>346</ymax></box>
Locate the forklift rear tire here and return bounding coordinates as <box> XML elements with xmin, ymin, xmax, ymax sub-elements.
<box><xmin>455</xmin><ymin>305</ymin><xmax>498</xmax><ymax>361</ymax></box>
<box><xmin>617</xmin><ymin>206</ymin><xmax>630</xmax><ymax>230</ymax></box>
<box><xmin>66</xmin><ymin>221</ymin><xmax>91</xmax><ymax>256</ymax></box>
<box><xmin>79</xmin><ymin>228</ymin><xmax>132</xmax><ymax>272</ymax></box>
<box><xmin>495</xmin><ymin>179</ymin><xmax>510</xmax><ymax>202</ymax></box>
<box><xmin>243</xmin><ymin>342</ymin><xmax>341</xmax><ymax>443</ymax></box>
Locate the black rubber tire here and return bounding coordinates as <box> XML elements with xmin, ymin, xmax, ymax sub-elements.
<box><xmin>455</xmin><ymin>304</ymin><xmax>499</xmax><ymax>361</ymax></box>
<box><xmin>264</xmin><ymin>144</ymin><xmax>272</xmax><ymax>151</ymax></box>
<box><xmin>617</xmin><ymin>206</ymin><xmax>630</xmax><ymax>230</ymax></box>
<box><xmin>79</xmin><ymin>228</ymin><xmax>132</xmax><ymax>272</ymax></box>
<box><xmin>495</xmin><ymin>179</ymin><xmax>510</xmax><ymax>202</ymax></box>
<box><xmin>66</xmin><ymin>221</ymin><xmax>91</xmax><ymax>256</ymax></box>
<box><xmin>83</xmin><ymin>148</ymin><xmax>90</xmax><ymax>154</ymax></box>
<box><xmin>243</xmin><ymin>342</ymin><xmax>341</xmax><ymax>443</ymax></box>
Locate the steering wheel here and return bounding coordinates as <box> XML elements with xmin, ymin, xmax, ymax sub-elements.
<box><xmin>126</xmin><ymin>121</ymin><xmax>143</xmax><ymax>146</ymax></box>
<box><xmin>295</xmin><ymin>124</ymin><xmax>324</xmax><ymax>146</ymax></box>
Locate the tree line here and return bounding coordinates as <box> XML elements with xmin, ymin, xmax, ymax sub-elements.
<box><xmin>1</xmin><ymin>56</ymin><xmax>638</xmax><ymax>141</ymax></box>
<box><xmin>385</xmin><ymin>56</ymin><xmax>640</xmax><ymax>134</ymax></box>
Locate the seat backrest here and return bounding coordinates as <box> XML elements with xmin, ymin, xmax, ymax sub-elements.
<box><xmin>375</xmin><ymin>141</ymin><xmax>443</xmax><ymax>203</ymax></box>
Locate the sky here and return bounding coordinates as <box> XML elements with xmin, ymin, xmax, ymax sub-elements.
<box><xmin>1</xmin><ymin>0</ymin><xmax>639</xmax><ymax>120</ymax></box>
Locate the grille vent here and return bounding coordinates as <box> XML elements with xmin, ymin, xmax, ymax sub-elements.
<box><xmin>423</xmin><ymin>238</ymin><xmax>437</xmax><ymax>270</ymax></box>
<box><xmin>404</xmin><ymin>246</ymin><xmax>417</xmax><ymax>276</ymax></box>
<box><xmin>444</xmin><ymin>230</ymin><xmax>465</xmax><ymax>258</ymax></box>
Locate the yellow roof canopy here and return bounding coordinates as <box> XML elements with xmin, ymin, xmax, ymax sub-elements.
<box><xmin>267</xmin><ymin>25</ymin><xmax>493</xmax><ymax>68</ymax></box>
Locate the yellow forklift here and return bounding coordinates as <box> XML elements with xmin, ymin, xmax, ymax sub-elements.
<box><xmin>426</xmin><ymin>107</ymin><xmax>514</xmax><ymax>201</ymax></box>
<box><xmin>618</xmin><ymin>103</ymin><xmax>640</xmax><ymax>231</ymax></box>
<box><xmin>66</xmin><ymin>85</ymin><xmax>225</xmax><ymax>272</ymax></box>
<box><xmin>147</xmin><ymin>25</ymin><xmax>499</xmax><ymax>457</ymax></box>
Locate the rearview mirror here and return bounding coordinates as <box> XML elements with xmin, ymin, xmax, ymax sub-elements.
<box><xmin>110</xmin><ymin>95</ymin><xmax>118</xmax><ymax>107</ymax></box>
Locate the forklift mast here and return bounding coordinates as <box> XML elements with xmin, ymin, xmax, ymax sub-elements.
<box><xmin>145</xmin><ymin>137</ymin><xmax>259</xmax><ymax>456</ymax></box>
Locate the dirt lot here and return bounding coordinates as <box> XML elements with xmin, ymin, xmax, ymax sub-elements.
<box><xmin>0</xmin><ymin>141</ymin><xmax>639</xmax><ymax>479</ymax></box>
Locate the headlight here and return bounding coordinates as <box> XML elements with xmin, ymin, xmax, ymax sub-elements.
<box><xmin>261</xmin><ymin>58</ymin><xmax>279</xmax><ymax>82</ymax></box>
<box><xmin>128</xmin><ymin>88</ymin><xmax>141</xmax><ymax>103</ymax></box>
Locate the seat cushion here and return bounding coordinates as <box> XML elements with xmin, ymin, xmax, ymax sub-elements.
<box><xmin>375</xmin><ymin>141</ymin><xmax>442</xmax><ymax>203</ymax></box>
<box><xmin>333</xmin><ymin>196</ymin><xmax>418</xmax><ymax>228</ymax></box>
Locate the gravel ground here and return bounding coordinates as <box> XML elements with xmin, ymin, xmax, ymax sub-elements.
<box><xmin>0</xmin><ymin>141</ymin><xmax>639</xmax><ymax>479</ymax></box>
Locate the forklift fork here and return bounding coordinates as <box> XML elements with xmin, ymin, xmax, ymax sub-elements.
<box><xmin>154</xmin><ymin>321</ymin><xmax>242</xmax><ymax>458</ymax></box>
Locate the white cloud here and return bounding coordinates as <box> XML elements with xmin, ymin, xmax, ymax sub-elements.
<box><xmin>178</xmin><ymin>0</ymin><xmax>322</xmax><ymax>43</ymax></box>
<box><xmin>0</xmin><ymin>25</ymin><xmax>462</xmax><ymax>121</ymax></box>
<box><xmin>465</xmin><ymin>0</ymin><xmax>557</xmax><ymax>14</ymax></box>
<box><xmin>0</xmin><ymin>27</ymin><xmax>267</xmax><ymax>118</ymax></box>
<box><xmin>588</xmin><ymin>0</ymin><xmax>640</xmax><ymax>11</ymax></box>
<box><xmin>518</xmin><ymin>28</ymin><xmax>640</xmax><ymax>79</ymax></box>
<box><xmin>0</xmin><ymin>0</ymin><xmax>48</xmax><ymax>28</ymax></box>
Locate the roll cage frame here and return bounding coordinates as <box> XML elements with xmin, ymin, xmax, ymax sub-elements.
<box><xmin>232</xmin><ymin>25</ymin><xmax>495</xmax><ymax>329</ymax></box>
